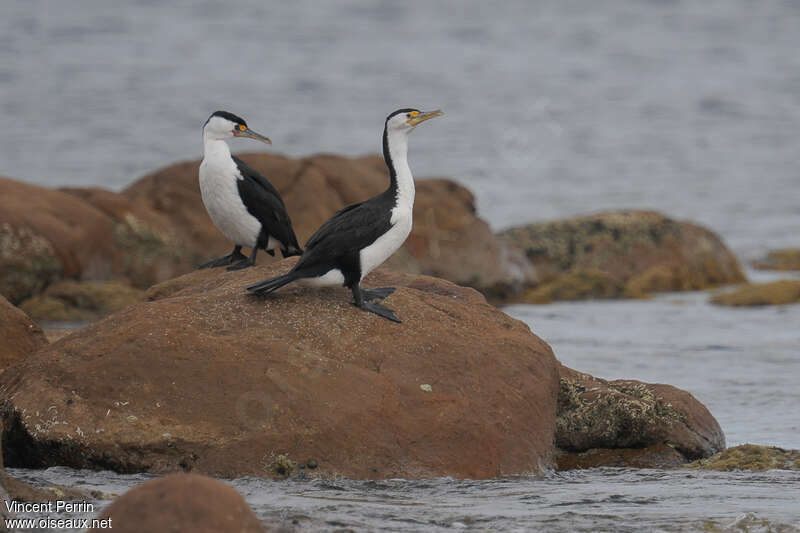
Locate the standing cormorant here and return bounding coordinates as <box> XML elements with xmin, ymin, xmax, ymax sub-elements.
<box><xmin>246</xmin><ymin>108</ymin><xmax>443</xmax><ymax>322</ymax></box>
<box><xmin>199</xmin><ymin>110</ymin><xmax>302</xmax><ymax>270</ymax></box>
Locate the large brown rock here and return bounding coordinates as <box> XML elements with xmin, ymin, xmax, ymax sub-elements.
<box><xmin>2</xmin><ymin>155</ymin><xmax>529</xmax><ymax>304</ymax></box>
<box><xmin>124</xmin><ymin>153</ymin><xmax>530</xmax><ymax>297</ymax></box>
<box><xmin>0</xmin><ymin>178</ymin><xmax>117</xmax><ymax>280</ymax></box>
<box><xmin>0</xmin><ymin>261</ymin><xmax>559</xmax><ymax>479</ymax></box>
<box><xmin>88</xmin><ymin>474</ymin><xmax>265</xmax><ymax>533</ymax></box>
<box><xmin>500</xmin><ymin>210</ymin><xmax>746</xmax><ymax>303</ymax></box>
<box><xmin>555</xmin><ymin>365</ymin><xmax>725</xmax><ymax>469</ymax></box>
<box><xmin>0</xmin><ymin>295</ymin><xmax>47</xmax><ymax>372</ymax></box>
<box><xmin>0</xmin><ymin>178</ymin><xmax>114</xmax><ymax>303</ymax></box>
<box><xmin>0</xmin><ymin>178</ymin><xmax>193</xmax><ymax>305</ymax></box>
<box><xmin>60</xmin><ymin>187</ymin><xmax>198</xmax><ymax>289</ymax></box>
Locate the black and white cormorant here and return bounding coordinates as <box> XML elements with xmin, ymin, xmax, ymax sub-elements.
<box><xmin>198</xmin><ymin>110</ymin><xmax>302</xmax><ymax>270</ymax></box>
<box><xmin>246</xmin><ymin>108</ymin><xmax>443</xmax><ymax>322</ymax></box>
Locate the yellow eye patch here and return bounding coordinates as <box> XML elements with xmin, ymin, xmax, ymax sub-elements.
<box><xmin>239</xmin><ymin>124</ymin><xmax>246</xmax><ymax>131</ymax></box>
<box><xmin>409</xmin><ymin>111</ymin><xmax>420</xmax><ymax>117</ymax></box>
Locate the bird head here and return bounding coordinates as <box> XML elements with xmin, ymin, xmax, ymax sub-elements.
<box><xmin>385</xmin><ymin>108</ymin><xmax>444</xmax><ymax>135</ymax></box>
<box><xmin>203</xmin><ymin>111</ymin><xmax>272</xmax><ymax>144</ymax></box>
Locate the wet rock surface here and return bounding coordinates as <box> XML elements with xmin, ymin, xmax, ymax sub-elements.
<box><xmin>0</xmin><ymin>261</ymin><xmax>559</xmax><ymax>479</ymax></box>
<box><xmin>555</xmin><ymin>365</ymin><xmax>725</xmax><ymax>468</ymax></box>
<box><xmin>711</xmin><ymin>280</ymin><xmax>800</xmax><ymax>306</ymax></box>
<box><xmin>500</xmin><ymin>210</ymin><xmax>746</xmax><ymax>303</ymax></box>
<box><xmin>555</xmin><ymin>443</ymin><xmax>687</xmax><ymax>470</ymax></box>
<box><xmin>87</xmin><ymin>474</ymin><xmax>267</xmax><ymax>533</ymax></box>
<box><xmin>0</xmin><ymin>295</ymin><xmax>47</xmax><ymax>372</ymax></box>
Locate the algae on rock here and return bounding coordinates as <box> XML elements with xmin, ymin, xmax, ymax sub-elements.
<box><xmin>686</xmin><ymin>444</ymin><xmax>800</xmax><ymax>471</ymax></box>
<box><xmin>0</xmin><ymin>223</ymin><xmax>62</xmax><ymax>304</ymax></box>
<box><xmin>711</xmin><ymin>280</ymin><xmax>800</xmax><ymax>307</ymax></box>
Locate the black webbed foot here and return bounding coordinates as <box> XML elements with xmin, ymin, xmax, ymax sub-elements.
<box><xmin>226</xmin><ymin>258</ymin><xmax>254</xmax><ymax>271</ymax></box>
<box><xmin>361</xmin><ymin>287</ymin><xmax>396</xmax><ymax>301</ymax></box>
<box><xmin>198</xmin><ymin>248</ymin><xmax>247</xmax><ymax>269</ymax></box>
<box><xmin>359</xmin><ymin>300</ymin><xmax>401</xmax><ymax>323</ymax></box>
<box><xmin>266</xmin><ymin>249</ymin><xmax>276</xmax><ymax>257</ymax></box>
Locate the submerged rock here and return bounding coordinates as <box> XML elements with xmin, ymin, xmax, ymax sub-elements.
<box><xmin>500</xmin><ymin>210</ymin><xmax>746</xmax><ymax>303</ymax></box>
<box><xmin>18</xmin><ymin>280</ymin><xmax>143</xmax><ymax>322</ymax></box>
<box><xmin>752</xmin><ymin>248</ymin><xmax>800</xmax><ymax>271</ymax></box>
<box><xmin>0</xmin><ymin>262</ymin><xmax>559</xmax><ymax>479</ymax></box>
<box><xmin>88</xmin><ymin>474</ymin><xmax>265</xmax><ymax>533</ymax></box>
<box><xmin>555</xmin><ymin>365</ymin><xmax>725</xmax><ymax>469</ymax></box>
<box><xmin>686</xmin><ymin>444</ymin><xmax>800</xmax><ymax>471</ymax></box>
<box><xmin>711</xmin><ymin>280</ymin><xmax>800</xmax><ymax>306</ymax></box>
<box><xmin>0</xmin><ymin>295</ymin><xmax>47</xmax><ymax>372</ymax></box>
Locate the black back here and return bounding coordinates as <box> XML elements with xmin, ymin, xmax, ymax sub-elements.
<box><xmin>292</xmin><ymin>191</ymin><xmax>395</xmax><ymax>282</ymax></box>
<box><xmin>288</xmin><ymin>109</ymin><xmax>421</xmax><ymax>281</ymax></box>
<box><xmin>233</xmin><ymin>156</ymin><xmax>301</xmax><ymax>252</ymax></box>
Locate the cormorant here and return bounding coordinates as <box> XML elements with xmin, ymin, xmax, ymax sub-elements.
<box><xmin>199</xmin><ymin>110</ymin><xmax>301</xmax><ymax>270</ymax></box>
<box><xmin>246</xmin><ymin>108</ymin><xmax>443</xmax><ymax>322</ymax></box>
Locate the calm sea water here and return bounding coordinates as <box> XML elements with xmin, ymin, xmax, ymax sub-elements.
<box><xmin>2</xmin><ymin>1</ymin><xmax>800</xmax><ymax>258</ymax></box>
<box><xmin>2</xmin><ymin>2</ymin><xmax>800</xmax><ymax>531</ymax></box>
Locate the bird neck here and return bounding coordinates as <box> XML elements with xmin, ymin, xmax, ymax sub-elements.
<box><xmin>202</xmin><ymin>134</ymin><xmax>232</xmax><ymax>164</ymax></box>
<box><xmin>382</xmin><ymin>126</ymin><xmax>414</xmax><ymax>210</ymax></box>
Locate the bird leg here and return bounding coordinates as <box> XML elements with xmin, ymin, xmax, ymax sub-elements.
<box><xmin>198</xmin><ymin>246</ymin><xmax>246</xmax><ymax>269</ymax></box>
<box><xmin>228</xmin><ymin>247</ymin><xmax>259</xmax><ymax>271</ymax></box>
<box><xmin>361</xmin><ymin>287</ymin><xmax>396</xmax><ymax>301</ymax></box>
<box><xmin>351</xmin><ymin>284</ymin><xmax>401</xmax><ymax>323</ymax></box>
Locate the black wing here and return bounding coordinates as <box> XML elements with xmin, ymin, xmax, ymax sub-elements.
<box><xmin>233</xmin><ymin>156</ymin><xmax>301</xmax><ymax>251</ymax></box>
<box><xmin>294</xmin><ymin>194</ymin><xmax>394</xmax><ymax>274</ymax></box>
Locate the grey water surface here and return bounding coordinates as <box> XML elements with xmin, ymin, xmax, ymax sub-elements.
<box><xmin>2</xmin><ymin>1</ymin><xmax>800</xmax><ymax>531</ymax></box>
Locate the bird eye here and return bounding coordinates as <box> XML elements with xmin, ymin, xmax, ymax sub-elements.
<box><xmin>238</xmin><ymin>124</ymin><xmax>246</xmax><ymax>131</ymax></box>
<box><xmin>409</xmin><ymin>111</ymin><xmax>420</xmax><ymax>118</ymax></box>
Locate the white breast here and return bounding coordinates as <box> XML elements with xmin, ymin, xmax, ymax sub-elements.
<box><xmin>199</xmin><ymin>148</ymin><xmax>261</xmax><ymax>249</ymax></box>
<box><xmin>358</xmin><ymin>205</ymin><xmax>412</xmax><ymax>281</ymax></box>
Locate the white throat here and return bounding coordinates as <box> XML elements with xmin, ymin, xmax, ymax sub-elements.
<box><xmin>386</xmin><ymin>128</ymin><xmax>415</xmax><ymax>211</ymax></box>
<box><xmin>203</xmin><ymin>134</ymin><xmax>232</xmax><ymax>165</ymax></box>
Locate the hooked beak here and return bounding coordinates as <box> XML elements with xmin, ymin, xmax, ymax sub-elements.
<box><xmin>407</xmin><ymin>109</ymin><xmax>444</xmax><ymax>127</ymax></box>
<box><xmin>234</xmin><ymin>127</ymin><xmax>272</xmax><ymax>145</ymax></box>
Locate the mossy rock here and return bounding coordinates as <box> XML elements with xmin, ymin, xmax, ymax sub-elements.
<box><xmin>686</xmin><ymin>444</ymin><xmax>800</xmax><ymax>471</ymax></box>
<box><xmin>111</xmin><ymin>215</ymin><xmax>194</xmax><ymax>290</ymax></box>
<box><xmin>711</xmin><ymin>280</ymin><xmax>800</xmax><ymax>307</ymax></box>
<box><xmin>557</xmin><ymin>378</ymin><xmax>686</xmax><ymax>451</ymax></box>
<box><xmin>0</xmin><ymin>223</ymin><xmax>62</xmax><ymax>304</ymax></box>
<box><xmin>500</xmin><ymin>210</ymin><xmax>745</xmax><ymax>302</ymax></box>
<box><xmin>19</xmin><ymin>280</ymin><xmax>143</xmax><ymax>321</ymax></box>
<box><xmin>519</xmin><ymin>270</ymin><xmax>627</xmax><ymax>304</ymax></box>
<box><xmin>752</xmin><ymin>248</ymin><xmax>800</xmax><ymax>271</ymax></box>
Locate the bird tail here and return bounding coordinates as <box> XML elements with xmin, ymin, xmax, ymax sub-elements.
<box><xmin>246</xmin><ymin>272</ymin><xmax>296</xmax><ymax>294</ymax></box>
